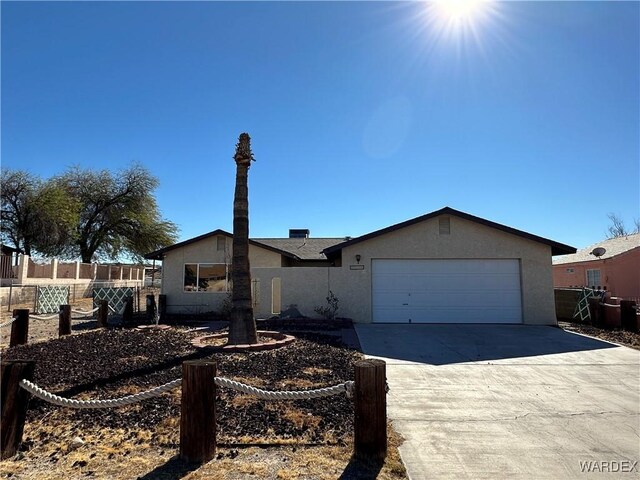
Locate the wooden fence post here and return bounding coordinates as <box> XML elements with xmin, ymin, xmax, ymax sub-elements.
<box><xmin>59</xmin><ymin>305</ymin><xmax>71</xmax><ymax>337</ymax></box>
<box><xmin>146</xmin><ymin>294</ymin><xmax>156</xmax><ymax>322</ymax></box>
<box><xmin>1</xmin><ymin>360</ymin><xmax>35</xmax><ymax>459</ymax></box>
<box><xmin>180</xmin><ymin>360</ymin><xmax>216</xmax><ymax>463</ymax></box>
<box><xmin>354</xmin><ymin>359</ymin><xmax>387</xmax><ymax>460</ymax></box>
<box><xmin>159</xmin><ymin>295</ymin><xmax>167</xmax><ymax>324</ymax></box>
<box><xmin>122</xmin><ymin>297</ymin><xmax>134</xmax><ymax>325</ymax></box>
<box><xmin>10</xmin><ymin>309</ymin><xmax>29</xmax><ymax>347</ymax></box>
<box><xmin>97</xmin><ymin>300</ymin><xmax>108</xmax><ymax>328</ymax></box>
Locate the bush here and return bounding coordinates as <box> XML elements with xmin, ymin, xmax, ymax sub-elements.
<box><xmin>314</xmin><ymin>290</ymin><xmax>339</xmax><ymax>320</ymax></box>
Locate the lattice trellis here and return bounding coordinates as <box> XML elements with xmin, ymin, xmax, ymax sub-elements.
<box><xmin>36</xmin><ymin>286</ymin><xmax>70</xmax><ymax>314</ymax></box>
<box><xmin>93</xmin><ymin>287</ymin><xmax>135</xmax><ymax>314</ymax></box>
<box><xmin>573</xmin><ymin>287</ymin><xmax>605</xmax><ymax>322</ymax></box>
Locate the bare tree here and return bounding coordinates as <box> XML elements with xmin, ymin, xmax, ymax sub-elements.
<box><xmin>228</xmin><ymin>133</ymin><xmax>258</xmax><ymax>345</ymax></box>
<box><xmin>607</xmin><ymin>213</ymin><xmax>639</xmax><ymax>238</ymax></box>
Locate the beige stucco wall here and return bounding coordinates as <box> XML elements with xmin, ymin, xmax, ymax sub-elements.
<box><xmin>332</xmin><ymin>215</ymin><xmax>556</xmax><ymax>325</ymax></box>
<box><xmin>161</xmin><ymin>216</ymin><xmax>557</xmax><ymax>324</ymax></box>
<box><xmin>161</xmin><ymin>235</ymin><xmax>282</xmax><ymax>314</ymax></box>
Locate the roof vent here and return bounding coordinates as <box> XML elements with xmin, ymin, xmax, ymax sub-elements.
<box><xmin>289</xmin><ymin>229</ymin><xmax>310</xmax><ymax>239</ymax></box>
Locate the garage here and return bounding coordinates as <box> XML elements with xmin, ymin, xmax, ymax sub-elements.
<box><xmin>371</xmin><ymin>259</ymin><xmax>523</xmax><ymax>323</ymax></box>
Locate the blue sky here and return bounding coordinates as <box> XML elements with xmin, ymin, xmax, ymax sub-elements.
<box><xmin>2</xmin><ymin>1</ymin><xmax>639</xmax><ymax>251</ymax></box>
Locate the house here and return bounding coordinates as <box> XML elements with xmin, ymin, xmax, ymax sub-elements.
<box><xmin>145</xmin><ymin>207</ymin><xmax>575</xmax><ymax>324</ymax></box>
<box><xmin>553</xmin><ymin>233</ymin><xmax>640</xmax><ymax>300</ymax></box>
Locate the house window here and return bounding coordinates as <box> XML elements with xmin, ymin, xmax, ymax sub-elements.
<box><xmin>439</xmin><ymin>217</ymin><xmax>450</xmax><ymax>235</ymax></box>
<box><xmin>216</xmin><ymin>236</ymin><xmax>226</xmax><ymax>251</ymax></box>
<box><xmin>566</xmin><ymin>268</ymin><xmax>574</xmax><ymax>273</ymax></box>
<box><xmin>184</xmin><ymin>263</ymin><xmax>229</xmax><ymax>292</ymax></box>
<box><xmin>586</xmin><ymin>269</ymin><xmax>601</xmax><ymax>288</ymax></box>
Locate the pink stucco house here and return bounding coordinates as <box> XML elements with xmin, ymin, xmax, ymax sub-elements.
<box><xmin>553</xmin><ymin>233</ymin><xmax>640</xmax><ymax>300</ymax></box>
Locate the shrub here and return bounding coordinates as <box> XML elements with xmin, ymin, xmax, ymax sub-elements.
<box><xmin>314</xmin><ymin>290</ymin><xmax>339</xmax><ymax>320</ymax></box>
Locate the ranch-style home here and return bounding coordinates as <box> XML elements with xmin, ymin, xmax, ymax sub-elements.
<box><xmin>145</xmin><ymin>207</ymin><xmax>576</xmax><ymax>325</ymax></box>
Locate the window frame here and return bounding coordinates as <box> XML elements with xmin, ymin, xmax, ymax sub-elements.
<box><xmin>586</xmin><ymin>269</ymin><xmax>601</xmax><ymax>288</ymax></box>
<box><xmin>183</xmin><ymin>262</ymin><xmax>230</xmax><ymax>293</ymax></box>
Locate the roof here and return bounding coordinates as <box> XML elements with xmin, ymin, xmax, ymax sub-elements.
<box><xmin>323</xmin><ymin>207</ymin><xmax>576</xmax><ymax>257</ymax></box>
<box><xmin>144</xmin><ymin>229</ymin><xmax>344</xmax><ymax>261</ymax></box>
<box><xmin>552</xmin><ymin>232</ymin><xmax>640</xmax><ymax>265</ymax></box>
<box><xmin>252</xmin><ymin>238</ymin><xmax>345</xmax><ymax>261</ymax></box>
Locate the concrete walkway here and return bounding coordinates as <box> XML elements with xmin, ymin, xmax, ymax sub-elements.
<box><xmin>355</xmin><ymin>324</ymin><xmax>640</xmax><ymax>479</ymax></box>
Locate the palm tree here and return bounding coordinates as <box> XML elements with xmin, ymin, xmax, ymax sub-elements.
<box><xmin>228</xmin><ymin>133</ymin><xmax>258</xmax><ymax>345</ymax></box>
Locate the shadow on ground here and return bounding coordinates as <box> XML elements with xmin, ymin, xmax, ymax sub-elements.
<box><xmin>355</xmin><ymin>324</ymin><xmax>619</xmax><ymax>365</ymax></box>
<box><xmin>339</xmin><ymin>455</ymin><xmax>384</xmax><ymax>480</ymax></box>
<box><xmin>136</xmin><ymin>455</ymin><xmax>200</xmax><ymax>480</ymax></box>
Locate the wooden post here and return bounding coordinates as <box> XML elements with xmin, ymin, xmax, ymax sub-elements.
<box><xmin>122</xmin><ymin>297</ymin><xmax>134</xmax><ymax>324</ymax></box>
<box><xmin>354</xmin><ymin>359</ymin><xmax>387</xmax><ymax>460</ymax></box>
<box><xmin>1</xmin><ymin>360</ymin><xmax>35</xmax><ymax>459</ymax></box>
<box><xmin>59</xmin><ymin>305</ymin><xmax>71</xmax><ymax>337</ymax></box>
<box><xmin>9</xmin><ymin>309</ymin><xmax>29</xmax><ymax>347</ymax></box>
<box><xmin>146</xmin><ymin>294</ymin><xmax>156</xmax><ymax>321</ymax></box>
<box><xmin>180</xmin><ymin>360</ymin><xmax>216</xmax><ymax>463</ymax></box>
<box><xmin>159</xmin><ymin>294</ymin><xmax>167</xmax><ymax>324</ymax></box>
<box><xmin>97</xmin><ymin>300</ymin><xmax>108</xmax><ymax>328</ymax></box>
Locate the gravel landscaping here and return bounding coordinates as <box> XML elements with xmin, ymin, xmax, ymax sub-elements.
<box><xmin>559</xmin><ymin>321</ymin><xmax>640</xmax><ymax>350</ymax></box>
<box><xmin>1</xmin><ymin>326</ymin><xmax>408</xmax><ymax>479</ymax></box>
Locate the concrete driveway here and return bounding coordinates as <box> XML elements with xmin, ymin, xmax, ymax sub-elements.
<box><xmin>355</xmin><ymin>324</ymin><xmax>640</xmax><ymax>479</ymax></box>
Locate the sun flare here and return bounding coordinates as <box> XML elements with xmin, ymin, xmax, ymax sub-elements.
<box><xmin>431</xmin><ymin>0</ymin><xmax>494</xmax><ymax>26</ymax></box>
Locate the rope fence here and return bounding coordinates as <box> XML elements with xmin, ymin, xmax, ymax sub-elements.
<box><xmin>18</xmin><ymin>377</ymin><xmax>354</xmax><ymax>409</ymax></box>
<box><xmin>71</xmin><ymin>306</ymin><xmax>100</xmax><ymax>317</ymax></box>
<box><xmin>29</xmin><ymin>312</ymin><xmax>60</xmax><ymax>321</ymax></box>
<box><xmin>0</xmin><ymin>317</ymin><xmax>18</xmax><ymax>329</ymax></box>
<box><xmin>2</xmin><ymin>359</ymin><xmax>387</xmax><ymax>463</ymax></box>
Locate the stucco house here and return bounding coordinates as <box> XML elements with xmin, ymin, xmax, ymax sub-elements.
<box><xmin>145</xmin><ymin>207</ymin><xmax>575</xmax><ymax>325</ymax></box>
<box><xmin>553</xmin><ymin>233</ymin><xmax>640</xmax><ymax>300</ymax></box>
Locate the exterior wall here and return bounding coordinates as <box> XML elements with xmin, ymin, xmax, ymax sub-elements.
<box><xmin>333</xmin><ymin>215</ymin><xmax>556</xmax><ymax>325</ymax></box>
<box><xmin>161</xmin><ymin>217</ymin><xmax>558</xmax><ymax>325</ymax></box>
<box><xmin>161</xmin><ymin>235</ymin><xmax>282</xmax><ymax>314</ymax></box>
<box><xmin>253</xmin><ymin>267</ymin><xmax>335</xmax><ymax>319</ymax></box>
<box><xmin>553</xmin><ymin>248</ymin><xmax>640</xmax><ymax>299</ymax></box>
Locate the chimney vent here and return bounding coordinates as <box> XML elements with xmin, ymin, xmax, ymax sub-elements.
<box><xmin>289</xmin><ymin>229</ymin><xmax>310</xmax><ymax>239</ymax></box>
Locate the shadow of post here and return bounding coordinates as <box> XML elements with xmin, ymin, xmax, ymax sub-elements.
<box><xmin>136</xmin><ymin>455</ymin><xmax>201</xmax><ymax>480</ymax></box>
<box><xmin>339</xmin><ymin>454</ymin><xmax>384</xmax><ymax>480</ymax></box>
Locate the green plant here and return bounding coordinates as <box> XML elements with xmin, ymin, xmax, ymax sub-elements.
<box><xmin>314</xmin><ymin>290</ymin><xmax>339</xmax><ymax>320</ymax></box>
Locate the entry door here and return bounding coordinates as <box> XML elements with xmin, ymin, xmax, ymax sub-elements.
<box><xmin>371</xmin><ymin>259</ymin><xmax>522</xmax><ymax>323</ymax></box>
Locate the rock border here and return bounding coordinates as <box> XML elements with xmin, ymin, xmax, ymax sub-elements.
<box><xmin>191</xmin><ymin>330</ymin><xmax>295</xmax><ymax>352</ymax></box>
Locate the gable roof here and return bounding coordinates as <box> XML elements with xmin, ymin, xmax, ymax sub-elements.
<box><xmin>322</xmin><ymin>207</ymin><xmax>576</xmax><ymax>257</ymax></box>
<box><xmin>553</xmin><ymin>232</ymin><xmax>640</xmax><ymax>265</ymax></box>
<box><xmin>144</xmin><ymin>229</ymin><xmax>344</xmax><ymax>261</ymax></box>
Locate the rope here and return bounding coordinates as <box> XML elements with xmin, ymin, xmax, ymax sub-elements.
<box><xmin>18</xmin><ymin>377</ymin><xmax>355</xmax><ymax>409</ymax></box>
<box><xmin>0</xmin><ymin>317</ymin><xmax>18</xmax><ymax>328</ymax></box>
<box><xmin>19</xmin><ymin>379</ymin><xmax>182</xmax><ymax>409</ymax></box>
<box><xmin>108</xmin><ymin>304</ymin><xmax>126</xmax><ymax>315</ymax></box>
<box><xmin>30</xmin><ymin>313</ymin><xmax>60</xmax><ymax>321</ymax></box>
<box><xmin>71</xmin><ymin>307</ymin><xmax>100</xmax><ymax>316</ymax></box>
<box><xmin>214</xmin><ymin>377</ymin><xmax>355</xmax><ymax>400</ymax></box>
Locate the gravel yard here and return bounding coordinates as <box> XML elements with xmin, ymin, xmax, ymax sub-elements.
<box><xmin>1</xmin><ymin>325</ymin><xmax>407</xmax><ymax>479</ymax></box>
<box><xmin>559</xmin><ymin>321</ymin><xmax>640</xmax><ymax>350</ymax></box>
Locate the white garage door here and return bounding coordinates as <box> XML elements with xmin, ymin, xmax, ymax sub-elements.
<box><xmin>372</xmin><ymin>259</ymin><xmax>522</xmax><ymax>323</ymax></box>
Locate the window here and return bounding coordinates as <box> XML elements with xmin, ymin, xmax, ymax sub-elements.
<box><xmin>184</xmin><ymin>263</ymin><xmax>229</xmax><ymax>292</ymax></box>
<box><xmin>586</xmin><ymin>269</ymin><xmax>601</xmax><ymax>288</ymax></box>
<box><xmin>566</xmin><ymin>268</ymin><xmax>574</xmax><ymax>273</ymax></box>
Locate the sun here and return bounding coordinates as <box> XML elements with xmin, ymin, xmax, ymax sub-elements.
<box><xmin>431</xmin><ymin>0</ymin><xmax>494</xmax><ymax>27</ymax></box>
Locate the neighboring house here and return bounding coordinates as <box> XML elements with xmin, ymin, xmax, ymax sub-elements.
<box><xmin>553</xmin><ymin>233</ymin><xmax>640</xmax><ymax>300</ymax></box>
<box><xmin>145</xmin><ymin>207</ymin><xmax>575</xmax><ymax>325</ymax></box>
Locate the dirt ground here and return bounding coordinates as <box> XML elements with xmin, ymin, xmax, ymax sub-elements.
<box><xmin>1</xmin><ymin>324</ymin><xmax>407</xmax><ymax>479</ymax></box>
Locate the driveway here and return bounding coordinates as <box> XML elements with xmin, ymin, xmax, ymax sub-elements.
<box><xmin>354</xmin><ymin>324</ymin><xmax>640</xmax><ymax>479</ymax></box>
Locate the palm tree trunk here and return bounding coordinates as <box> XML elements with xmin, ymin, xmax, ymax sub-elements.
<box><xmin>228</xmin><ymin>133</ymin><xmax>258</xmax><ymax>345</ymax></box>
